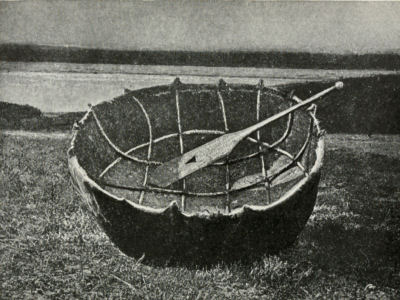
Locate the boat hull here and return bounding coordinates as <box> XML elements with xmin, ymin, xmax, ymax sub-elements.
<box><xmin>68</xmin><ymin>80</ymin><xmax>324</xmax><ymax>265</ymax></box>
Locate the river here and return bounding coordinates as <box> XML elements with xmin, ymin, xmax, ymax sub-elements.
<box><xmin>0</xmin><ymin>61</ymin><xmax>398</xmax><ymax>112</ymax></box>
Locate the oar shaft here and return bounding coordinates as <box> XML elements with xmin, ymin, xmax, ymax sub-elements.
<box><xmin>148</xmin><ymin>81</ymin><xmax>343</xmax><ymax>187</ymax></box>
<box><xmin>237</xmin><ymin>82</ymin><xmax>343</xmax><ymax>139</ymax></box>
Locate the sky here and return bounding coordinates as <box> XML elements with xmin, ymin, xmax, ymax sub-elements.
<box><xmin>0</xmin><ymin>1</ymin><xmax>399</xmax><ymax>54</ymax></box>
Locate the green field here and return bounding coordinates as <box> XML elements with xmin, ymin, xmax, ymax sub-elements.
<box><xmin>1</xmin><ymin>132</ymin><xmax>399</xmax><ymax>299</ymax></box>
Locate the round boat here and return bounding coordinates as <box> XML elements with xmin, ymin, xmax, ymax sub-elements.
<box><xmin>68</xmin><ymin>78</ymin><xmax>325</xmax><ymax>265</ymax></box>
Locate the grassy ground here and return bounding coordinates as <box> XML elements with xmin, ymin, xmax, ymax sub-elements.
<box><xmin>1</xmin><ymin>132</ymin><xmax>399</xmax><ymax>299</ymax></box>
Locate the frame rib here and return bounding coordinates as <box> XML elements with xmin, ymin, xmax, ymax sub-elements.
<box><xmin>268</xmin><ymin>117</ymin><xmax>313</xmax><ymax>183</ymax></box>
<box><xmin>217</xmin><ymin>89</ymin><xmax>231</xmax><ymax>212</ymax></box>
<box><xmin>175</xmin><ymin>87</ymin><xmax>186</xmax><ymax>211</ymax></box>
<box><xmin>256</xmin><ymin>81</ymin><xmax>272</xmax><ymax>202</ymax></box>
<box><xmin>306</xmin><ymin>105</ymin><xmax>317</xmax><ymax>172</ymax></box>
<box><xmin>130</xmin><ymin>96</ymin><xmax>153</xmax><ymax>204</ymax></box>
<box><xmin>91</xmin><ymin>109</ymin><xmax>157</xmax><ymax>166</ymax></box>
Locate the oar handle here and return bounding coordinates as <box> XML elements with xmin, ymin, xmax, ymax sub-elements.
<box><xmin>237</xmin><ymin>81</ymin><xmax>343</xmax><ymax>138</ymax></box>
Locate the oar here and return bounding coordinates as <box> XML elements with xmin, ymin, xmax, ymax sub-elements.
<box><xmin>148</xmin><ymin>81</ymin><xmax>343</xmax><ymax>187</ymax></box>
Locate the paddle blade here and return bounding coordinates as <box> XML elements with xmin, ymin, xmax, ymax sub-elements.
<box><xmin>230</xmin><ymin>156</ymin><xmax>304</xmax><ymax>191</ymax></box>
<box><xmin>268</xmin><ymin>155</ymin><xmax>292</xmax><ymax>174</ymax></box>
<box><xmin>147</xmin><ymin>156</ymin><xmax>181</xmax><ymax>188</ymax></box>
<box><xmin>148</xmin><ymin>132</ymin><xmax>241</xmax><ymax>187</ymax></box>
<box><xmin>272</xmin><ymin>167</ymin><xmax>304</xmax><ymax>187</ymax></box>
<box><xmin>230</xmin><ymin>173</ymin><xmax>265</xmax><ymax>191</ymax></box>
<box><xmin>230</xmin><ymin>156</ymin><xmax>289</xmax><ymax>190</ymax></box>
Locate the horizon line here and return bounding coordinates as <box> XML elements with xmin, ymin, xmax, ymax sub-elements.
<box><xmin>2</xmin><ymin>42</ymin><xmax>400</xmax><ymax>56</ymax></box>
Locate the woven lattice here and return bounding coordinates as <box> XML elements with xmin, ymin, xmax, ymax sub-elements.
<box><xmin>73</xmin><ymin>79</ymin><xmax>317</xmax><ymax>214</ymax></box>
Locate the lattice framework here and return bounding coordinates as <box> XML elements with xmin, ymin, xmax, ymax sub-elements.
<box><xmin>84</xmin><ymin>79</ymin><xmax>317</xmax><ymax>212</ymax></box>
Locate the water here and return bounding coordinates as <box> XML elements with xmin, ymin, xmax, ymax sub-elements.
<box><xmin>0</xmin><ymin>62</ymin><xmax>398</xmax><ymax>112</ymax></box>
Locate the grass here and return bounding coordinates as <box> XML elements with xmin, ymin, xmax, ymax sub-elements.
<box><xmin>1</xmin><ymin>132</ymin><xmax>399</xmax><ymax>299</ymax></box>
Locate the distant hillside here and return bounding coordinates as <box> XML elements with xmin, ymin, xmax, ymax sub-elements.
<box><xmin>1</xmin><ymin>43</ymin><xmax>399</xmax><ymax>70</ymax></box>
<box><xmin>0</xmin><ymin>102</ymin><xmax>42</xmax><ymax>120</ymax></box>
<box><xmin>277</xmin><ymin>74</ymin><xmax>400</xmax><ymax>134</ymax></box>
<box><xmin>0</xmin><ymin>102</ymin><xmax>42</xmax><ymax>129</ymax></box>
<box><xmin>0</xmin><ymin>102</ymin><xmax>84</xmax><ymax>131</ymax></box>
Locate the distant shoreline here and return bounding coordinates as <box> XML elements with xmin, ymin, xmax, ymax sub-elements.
<box><xmin>1</xmin><ymin>43</ymin><xmax>400</xmax><ymax>70</ymax></box>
